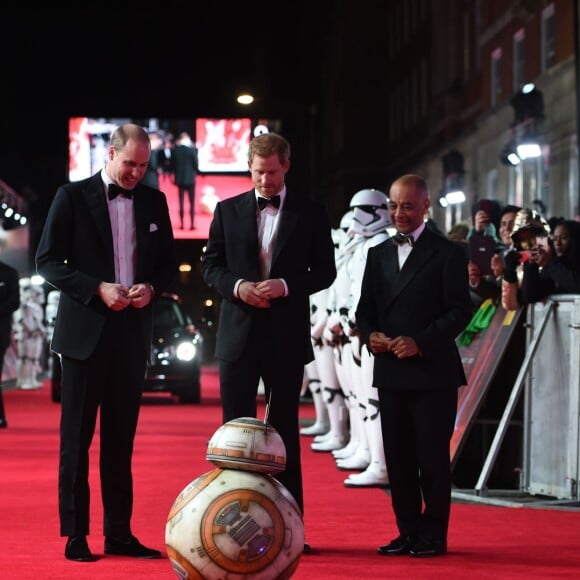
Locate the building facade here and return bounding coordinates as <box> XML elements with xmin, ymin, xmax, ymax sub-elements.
<box><xmin>319</xmin><ymin>0</ymin><xmax>577</xmax><ymax>232</ymax></box>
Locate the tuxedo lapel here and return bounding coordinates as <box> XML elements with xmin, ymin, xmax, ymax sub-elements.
<box><xmin>235</xmin><ymin>191</ymin><xmax>261</xmax><ymax>277</ymax></box>
<box><xmin>133</xmin><ymin>185</ymin><xmax>152</xmax><ymax>278</ymax></box>
<box><xmin>383</xmin><ymin>233</ymin><xmax>434</xmax><ymax>309</ymax></box>
<box><xmin>85</xmin><ymin>175</ymin><xmax>115</xmax><ymax>273</ymax></box>
<box><xmin>271</xmin><ymin>190</ymin><xmax>299</xmax><ymax>267</ymax></box>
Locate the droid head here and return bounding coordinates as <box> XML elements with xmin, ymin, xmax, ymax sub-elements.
<box><xmin>206</xmin><ymin>417</ymin><xmax>287</xmax><ymax>474</ymax></box>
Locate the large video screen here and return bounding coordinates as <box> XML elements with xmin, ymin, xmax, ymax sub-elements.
<box><xmin>196</xmin><ymin>118</ymin><xmax>252</xmax><ymax>173</ymax></box>
<box><xmin>68</xmin><ymin>117</ymin><xmax>260</xmax><ymax>240</ymax></box>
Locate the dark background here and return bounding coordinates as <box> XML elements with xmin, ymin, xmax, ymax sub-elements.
<box><xmin>0</xmin><ymin>3</ymin><xmax>335</xmax><ymax>329</ymax></box>
<box><xmin>0</xmin><ymin>3</ymin><xmax>332</xmax><ymax>200</ymax></box>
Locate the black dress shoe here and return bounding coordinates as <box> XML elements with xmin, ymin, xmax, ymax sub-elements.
<box><xmin>104</xmin><ymin>535</ymin><xmax>161</xmax><ymax>559</ymax></box>
<box><xmin>377</xmin><ymin>535</ymin><xmax>415</xmax><ymax>556</ymax></box>
<box><xmin>303</xmin><ymin>542</ymin><xmax>311</xmax><ymax>554</ymax></box>
<box><xmin>65</xmin><ymin>536</ymin><xmax>94</xmax><ymax>562</ymax></box>
<box><xmin>409</xmin><ymin>539</ymin><xmax>447</xmax><ymax>557</ymax></box>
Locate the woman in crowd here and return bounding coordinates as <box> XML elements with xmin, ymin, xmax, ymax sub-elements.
<box><xmin>519</xmin><ymin>219</ymin><xmax>580</xmax><ymax>303</ymax></box>
<box><xmin>502</xmin><ymin>215</ymin><xmax>580</xmax><ymax>310</ymax></box>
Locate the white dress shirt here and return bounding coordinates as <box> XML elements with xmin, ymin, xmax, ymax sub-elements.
<box><xmin>257</xmin><ymin>188</ymin><xmax>285</xmax><ymax>280</ymax></box>
<box><xmin>398</xmin><ymin>222</ymin><xmax>425</xmax><ymax>269</ymax></box>
<box><xmin>102</xmin><ymin>170</ymin><xmax>136</xmax><ymax>287</ymax></box>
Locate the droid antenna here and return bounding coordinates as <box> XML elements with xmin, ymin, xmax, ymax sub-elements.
<box><xmin>263</xmin><ymin>389</ymin><xmax>273</xmax><ymax>434</ymax></box>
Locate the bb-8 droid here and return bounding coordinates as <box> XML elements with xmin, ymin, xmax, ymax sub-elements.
<box><xmin>165</xmin><ymin>417</ymin><xmax>304</xmax><ymax>579</ymax></box>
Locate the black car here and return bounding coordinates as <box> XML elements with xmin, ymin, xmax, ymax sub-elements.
<box><xmin>145</xmin><ymin>293</ymin><xmax>203</xmax><ymax>403</ymax></box>
<box><xmin>51</xmin><ymin>293</ymin><xmax>203</xmax><ymax>404</ymax></box>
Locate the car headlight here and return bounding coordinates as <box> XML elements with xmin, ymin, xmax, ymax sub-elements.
<box><xmin>175</xmin><ymin>341</ymin><xmax>197</xmax><ymax>362</ymax></box>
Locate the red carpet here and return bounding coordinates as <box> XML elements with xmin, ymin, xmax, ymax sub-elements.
<box><xmin>1</xmin><ymin>367</ymin><xmax>580</xmax><ymax>578</ymax></box>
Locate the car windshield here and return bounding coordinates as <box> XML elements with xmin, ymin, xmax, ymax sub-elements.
<box><xmin>154</xmin><ymin>297</ymin><xmax>187</xmax><ymax>328</ymax></box>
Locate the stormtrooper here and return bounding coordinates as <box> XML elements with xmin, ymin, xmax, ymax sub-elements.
<box><xmin>14</xmin><ymin>278</ymin><xmax>47</xmax><ymax>390</ymax></box>
<box><xmin>299</xmin><ymin>355</ymin><xmax>328</xmax><ymax>436</ymax></box>
<box><xmin>45</xmin><ymin>289</ymin><xmax>61</xmax><ymax>394</ymax></box>
<box><xmin>315</xmin><ymin>212</ymin><xmax>368</xmax><ymax>455</ymax></box>
<box><xmin>336</xmin><ymin>189</ymin><xmax>391</xmax><ymax>488</ymax></box>
<box><xmin>306</xmin><ymin>211</ymin><xmax>353</xmax><ymax>446</ymax></box>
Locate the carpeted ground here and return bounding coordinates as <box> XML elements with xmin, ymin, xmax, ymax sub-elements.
<box><xmin>1</xmin><ymin>366</ymin><xmax>580</xmax><ymax>579</ymax></box>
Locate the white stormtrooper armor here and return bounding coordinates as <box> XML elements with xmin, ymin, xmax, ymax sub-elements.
<box><xmin>45</xmin><ymin>290</ymin><xmax>61</xmax><ymax>380</ymax></box>
<box><xmin>311</xmin><ymin>213</ymin><xmax>359</xmax><ymax>453</ymax></box>
<box><xmin>14</xmin><ymin>279</ymin><xmax>47</xmax><ymax>390</ymax></box>
<box><xmin>300</xmin><ymin>294</ymin><xmax>330</xmax><ymax>436</ymax></box>
<box><xmin>334</xmin><ymin>189</ymin><xmax>391</xmax><ymax>487</ymax></box>
<box><xmin>342</xmin><ymin>234</ymin><xmax>390</xmax><ymax>487</ymax></box>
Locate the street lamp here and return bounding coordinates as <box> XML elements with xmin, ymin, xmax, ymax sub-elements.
<box><xmin>516</xmin><ymin>139</ymin><xmax>542</xmax><ymax>159</ymax></box>
<box><xmin>445</xmin><ymin>189</ymin><xmax>466</xmax><ymax>204</ymax></box>
<box><xmin>500</xmin><ymin>141</ymin><xmax>521</xmax><ymax>166</ymax></box>
<box><xmin>236</xmin><ymin>93</ymin><xmax>254</xmax><ymax>105</ymax></box>
<box><xmin>500</xmin><ymin>83</ymin><xmax>545</xmax><ymax>166</ymax></box>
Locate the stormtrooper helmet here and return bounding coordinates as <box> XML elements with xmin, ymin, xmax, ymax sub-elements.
<box><xmin>340</xmin><ymin>209</ymin><xmax>354</xmax><ymax>232</ymax></box>
<box><xmin>348</xmin><ymin>188</ymin><xmax>390</xmax><ymax>237</ymax></box>
<box><xmin>333</xmin><ymin>210</ymin><xmax>354</xmax><ymax>247</ymax></box>
<box><xmin>18</xmin><ymin>277</ymin><xmax>31</xmax><ymax>300</ymax></box>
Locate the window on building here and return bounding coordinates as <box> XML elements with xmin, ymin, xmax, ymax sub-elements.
<box><xmin>541</xmin><ymin>3</ymin><xmax>556</xmax><ymax>72</ymax></box>
<box><xmin>491</xmin><ymin>47</ymin><xmax>503</xmax><ymax>107</ymax></box>
<box><xmin>513</xmin><ymin>29</ymin><xmax>525</xmax><ymax>92</ymax></box>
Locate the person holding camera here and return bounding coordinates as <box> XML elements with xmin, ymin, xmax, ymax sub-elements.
<box><xmin>500</xmin><ymin>210</ymin><xmax>580</xmax><ymax>310</ymax></box>
<box><xmin>518</xmin><ymin>219</ymin><xmax>580</xmax><ymax>304</ymax></box>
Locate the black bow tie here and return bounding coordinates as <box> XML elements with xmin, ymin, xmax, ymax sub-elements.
<box><xmin>108</xmin><ymin>184</ymin><xmax>133</xmax><ymax>200</ymax></box>
<box><xmin>393</xmin><ymin>233</ymin><xmax>414</xmax><ymax>246</ymax></box>
<box><xmin>257</xmin><ymin>195</ymin><xmax>281</xmax><ymax>210</ymax></box>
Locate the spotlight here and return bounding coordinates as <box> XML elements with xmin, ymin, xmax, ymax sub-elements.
<box><xmin>236</xmin><ymin>93</ymin><xmax>254</xmax><ymax>105</ymax></box>
<box><xmin>517</xmin><ymin>140</ymin><xmax>542</xmax><ymax>159</ymax></box>
<box><xmin>500</xmin><ymin>142</ymin><xmax>521</xmax><ymax>166</ymax></box>
<box><xmin>445</xmin><ymin>190</ymin><xmax>466</xmax><ymax>204</ymax></box>
<box><xmin>510</xmin><ymin>85</ymin><xmax>544</xmax><ymax>124</ymax></box>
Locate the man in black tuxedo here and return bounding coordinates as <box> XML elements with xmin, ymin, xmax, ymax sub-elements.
<box><xmin>36</xmin><ymin>124</ymin><xmax>178</xmax><ymax>562</ymax></box>
<box><xmin>355</xmin><ymin>174</ymin><xmax>473</xmax><ymax>558</ymax></box>
<box><xmin>172</xmin><ymin>132</ymin><xmax>199</xmax><ymax>230</ymax></box>
<box><xmin>0</xmin><ymin>260</ymin><xmax>20</xmax><ymax>428</ymax></box>
<box><xmin>201</xmin><ymin>132</ymin><xmax>336</xmax><ymax>552</ymax></box>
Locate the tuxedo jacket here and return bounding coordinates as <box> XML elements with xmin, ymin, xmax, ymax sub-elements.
<box><xmin>356</xmin><ymin>226</ymin><xmax>473</xmax><ymax>391</ymax></box>
<box><xmin>35</xmin><ymin>173</ymin><xmax>178</xmax><ymax>361</ymax></box>
<box><xmin>202</xmin><ymin>189</ymin><xmax>337</xmax><ymax>363</ymax></box>
<box><xmin>172</xmin><ymin>144</ymin><xmax>199</xmax><ymax>187</ymax></box>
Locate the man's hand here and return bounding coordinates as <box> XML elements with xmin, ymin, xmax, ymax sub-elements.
<box><xmin>491</xmin><ymin>253</ymin><xmax>504</xmax><ymax>278</ymax></box>
<box><xmin>238</xmin><ymin>280</ymin><xmax>271</xmax><ymax>308</ymax></box>
<box><xmin>97</xmin><ymin>282</ymin><xmax>131</xmax><ymax>311</ymax></box>
<box><xmin>468</xmin><ymin>261</ymin><xmax>481</xmax><ymax>287</ymax></box>
<box><xmin>503</xmin><ymin>250</ymin><xmax>521</xmax><ymax>283</ymax></box>
<box><xmin>530</xmin><ymin>243</ymin><xmax>551</xmax><ymax>268</ymax></box>
<box><xmin>255</xmin><ymin>278</ymin><xmax>285</xmax><ymax>300</ymax></box>
<box><xmin>474</xmin><ymin>210</ymin><xmax>491</xmax><ymax>233</ymax></box>
<box><xmin>369</xmin><ymin>331</ymin><xmax>419</xmax><ymax>359</ymax></box>
<box><xmin>127</xmin><ymin>283</ymin><xmax>154</xmax><ymax>308</ymax></box>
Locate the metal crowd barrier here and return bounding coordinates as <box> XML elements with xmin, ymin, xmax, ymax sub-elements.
<box><xmin>472</xmin><ymin>294</ymin><xmax>580</xmax><ymax>502</ymax></box>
